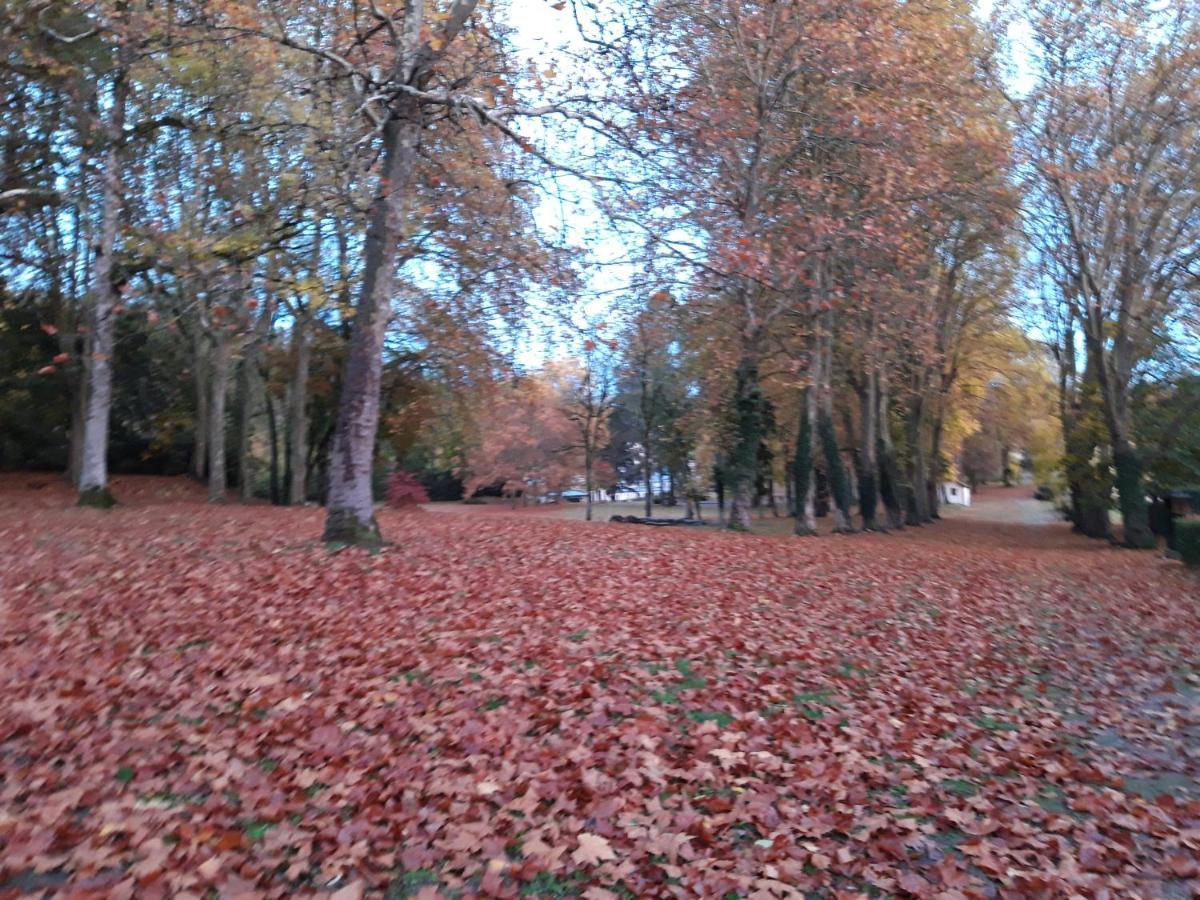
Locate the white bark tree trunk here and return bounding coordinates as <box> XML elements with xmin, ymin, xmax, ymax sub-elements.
<box><xmin>78</xmin><ymin>72</ymin><xmax>128</xmax><ymax>507</ymax></box>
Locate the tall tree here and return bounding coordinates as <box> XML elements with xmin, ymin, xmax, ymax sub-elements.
<box><xmin>994</xmin><ymin>0</ymin><xmax>1200</xmax><ymax>547</ymax></box>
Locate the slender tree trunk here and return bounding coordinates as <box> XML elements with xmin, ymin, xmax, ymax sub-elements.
<box><xmin>928</xmin><ymin>412</ymin><xmax>944</xmax><ymax>519</ymax></box>
<box><xmin>794</xmin><ymin>384</ymin><xmax>817</xmax><ymax>535</ymax></box>
<box><xmin>323</xmin><ymin>109</ymin><xmax>421</xmax><ymax>543</ymax></box>
<box><xmin>208</xmin><ymin>329</ymin><xmax>231</xmax><ymax>503</ymax></box>
<box><xmin>237</xmin><ymin>274</ymin><xmax>273</xmax><ymax>502</ymax></box>
<box><xmin>287</xmin><ymin>317</ymin><xmax>309</xmax><ymax>504</ymax></box>
<box><xmin>266</xmin><ymin>392</ymin><xmax>280</xmax><ymax>505</ymax></box>
<box><xmin>877</xmin><ymin>369</ymin><xmax>904</xmax><ymax>530</ymax></box>
<box><xmin>237</xmin><ymin>348</ymin><xmax>256</xmax><ymax>502</ymax></box>
<box><xmin>728</xmin><ymin>355</ymin><xmax>763</xmax><ymax>531</ymax></box>
<box><xmin>858</xmin><ymin>368</ymin><xmax>880</xmax><ymax>530</ymax></box>
<box><xmin>817</xmin><ymin>321</ymin><xmax>853</xmax><ymax>533</ymax></box>
<box><xmin>784</xmin><ymin>448</ymin><xmax>794</xmax><ymax>518</ymax></box>
<box><xmin>77</xmin><ymin>72</ymin><xmax>128</xmax><ymax>508</ymax></box>
<box><xmin>643</xmin><ymin>454</ymin><xmax>653</xmax><ymax>518</ymax></box>
<box><xmin>191</xmin><ymin>322</ymin><xmax>209</xmax><ymax>482</ymax></box>
<box><xmin>585</xmin><ymin>449</ymin><xmax>594</xmax><ymax>522</ymax></box>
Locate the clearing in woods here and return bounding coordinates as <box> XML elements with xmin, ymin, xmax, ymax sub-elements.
<box><xmin>1</xmin><ymin>476</ymin><xmax>1197</xmax><ymax>897</ymax></box>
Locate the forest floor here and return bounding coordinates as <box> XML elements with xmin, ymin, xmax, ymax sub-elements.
<box><xmin>1</xmin><ymin>475</ymin><xmax>1197</xmax><ymax>898</ymax></box>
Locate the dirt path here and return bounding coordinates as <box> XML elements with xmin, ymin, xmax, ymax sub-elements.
<box><xmin>941</xmin><ymin>485</ymin><xmax>1065</xmax><ymax>527</ymax></box>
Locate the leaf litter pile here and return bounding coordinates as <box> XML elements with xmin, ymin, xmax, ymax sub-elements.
<box><xmin>2</xmin><ymin>478</ymin><xmax>1198</xmax><ymax>898</ymax></box>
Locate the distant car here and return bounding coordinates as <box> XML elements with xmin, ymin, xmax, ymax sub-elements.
<box><xmin>1033</xmin><ymin>485</ymin><xmax>1054</xmax><ymax>501</ymax></box>
<box><xmin>560</xmin><ymin>490</ymin><xmax>588</xmax><ymax>503</ymax></box>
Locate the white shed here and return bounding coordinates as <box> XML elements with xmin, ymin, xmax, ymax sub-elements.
<box><xmin>940</xmin><ymin>480</ymin><xmax>971</xmax><ymax>506</ymax></box>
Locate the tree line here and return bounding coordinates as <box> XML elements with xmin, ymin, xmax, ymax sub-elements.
<box><xmin>0</xmin><ymin>0</ymin><xmax>1195</xmax><ymax>545</ymax></box>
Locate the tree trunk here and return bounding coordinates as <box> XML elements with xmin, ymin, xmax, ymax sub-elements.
<box><xmin>784</xmin><ymin>450</ymin><xmax>794</xmax><ymax>518</ymax></box>
<box><xmin>727</xmin><ymin>355</ymin><xmax>764</xmax><ymax>531</ymax></box>
<box><xmin>793</xmin><ymin>385</ymin><xmax>817</xmax><ymax>535</ymax></box>
<box><xmin>191</xmin><ymin>322</ymin><xmax>209</xmax><ymax>483</ymax></box>
<box><xmin>585</xmin><ymin>450</ymin><xmax>594</xmax><ymax>522</ymax></box>
<box><xmin>1113</xmin><ymin>437</ymin><xmax>1155</xmax><ymax>548</ymax></box>
<box><xmin>287</xmin><ymin>317</ymin><xmax>309</xmax><ymax>504</ymax></box>
<box><xmin>816</xmin><ymin>321</ymin><xmax>853</xmax><ymax>533</ymax></box>
<box><xmin>208</xmin><ymin>329</ymin><xmax>231</xmax><ymax>503</ymax></box>
<box><xmin>858</xmin><ymin>368</ymin><xmax>880</xmax><ymax>530</ymax></box>
<box><xmin>237</xmin><ymin>348</ymin><xmax>256</xmax><ymax>502</ymax></box>
<box><xmin>877</xmin><ymin>369</ymin><xmax>904</xmax><ymax>530</ymax></box>
<box><xmin>236</xmin><ymin>275</ymin><xmax>273</xmax><ymax>502</ymax></box>
<box><xmin>643</xmin><ymin>453</ymin><xmax>653</xmax><ymax>518</ymax></box>
<box><xmin>1083</xmin><ymin>322</ymin><xmax>1154</xmax><ymax>548</ymax></box>
<box><xmin>266</xmin><ymin>392</ymin><xmax>280</xmax><ymax>505</ymax></box>
<box><xmin>77</xmin><ymin>72</ymin><xmax>128</xmax><ymax>508</ymax></box>
<box><xmin>1064</xmin><ymin>358</ymin><xmax>1114</xmax><ymax>540</ymax></box>
<box><xmin>904</xmin><ymin>395</ymin><xmax>931</xmax><ymax>524</ymax></box>
<box><xmin>323</xmin><ymin>109</ymin><xmax>421</xmax><ymax>544</ymax></box>
<box><xmin>928</xmin><ymin>412</ymin><xmax>944</xmax><ymax>519</ymax></box>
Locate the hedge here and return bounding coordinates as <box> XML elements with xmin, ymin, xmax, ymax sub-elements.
<box><xmin>1177</xmin><ymin>519</ymin><xmax>1200</xmax><ymax>568</ymax></box>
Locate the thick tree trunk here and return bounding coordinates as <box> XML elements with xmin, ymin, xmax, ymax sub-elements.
<box><xmin>904</xmin><ymin>395</ymin><xmax>931</xmax><ymax>525</ymax></box>
<box><xmin>1064</xmin><ymin>358</ymin><xmax>1114</xmax><ymax>540</ymax></box>
<box><xmin>77</xmin><ymin>73</ymin><xmax>128</xmax><ymax>508</ymax></box>
<box><xmin>323</xmin><ymin>110</ymin><xmax>421</xmax><ymax>544</ymax></box>
<box><xmin>928</xmin><ymin>413</ymin><xmax>944</xmax><ymax>519</ymax></box>
<box><xmin>793</xmin><ymin>385</ymin><xmax>817</xmax><ymax>535</ymax></box>
<box><xmin>1078</xmin><ymin>322</ymin><xmax>1152</xmax><ymax>547</ymax></box>
<box><xmin>1113</xmin><ymin>438</ymin><xmax>1155</xmax><ymax>548</ymax></box>
<box><xmin>208</xmin><ymin>330</ymin><xmax>231</xmax><ymax>503</ymax></box>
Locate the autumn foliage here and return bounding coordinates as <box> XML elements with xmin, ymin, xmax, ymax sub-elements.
<box><xmin>1</xmin><ymin>477</ymin><xmax>1198</xmax><ymax>897</ymax></box>
<box><xmin>386</xmin><ymin>470</ymin><xmax>431</xmax><ymax>509</ymax></box>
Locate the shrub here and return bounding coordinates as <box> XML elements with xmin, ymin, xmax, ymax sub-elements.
<box><xmin>1176</xmin><ymin>519</ymin><xmax>1200</xmax><ymax>567</ymax></box>
<box><xmin>385</xmin><ymin>469</ymin><xmax>430</xmax><ymax>508</ymax></box>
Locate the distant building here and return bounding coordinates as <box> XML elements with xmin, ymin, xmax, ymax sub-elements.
<box><xmin>941</xmin><ymin>480</ymin><xmax>972</xmax><ymax>507</ymax></box>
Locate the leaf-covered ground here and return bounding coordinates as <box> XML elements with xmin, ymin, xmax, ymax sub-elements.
<box><xmin>1</xmin><ymin>476</ymin><xmax>1198</xmax><ymax>898</ymax></box>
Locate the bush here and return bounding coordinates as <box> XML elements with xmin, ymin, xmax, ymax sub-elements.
<box><xmin>386</xmin><ymin>469</ymin><xmax>430</xmax><ymax>508</ymax></box>
<box><xmin>1175</xmin><ymin>519</ymin><xmax>1200</xmax><ymax>567</ymax></box>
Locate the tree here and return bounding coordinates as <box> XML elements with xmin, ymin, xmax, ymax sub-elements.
<box><xmin>550</xmin><ymin>347</ymin><xmax>615</xmax><ymax>522</ymax></box>
<box><xmin>993</xmin><ymin>0</ymin><xmax>1200</xmax><ymax>547</ymax></box>
<box><xmin>464</xmin><ymin>371</ymin><xmax>581</xmax><ymax>504</ymax></box>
